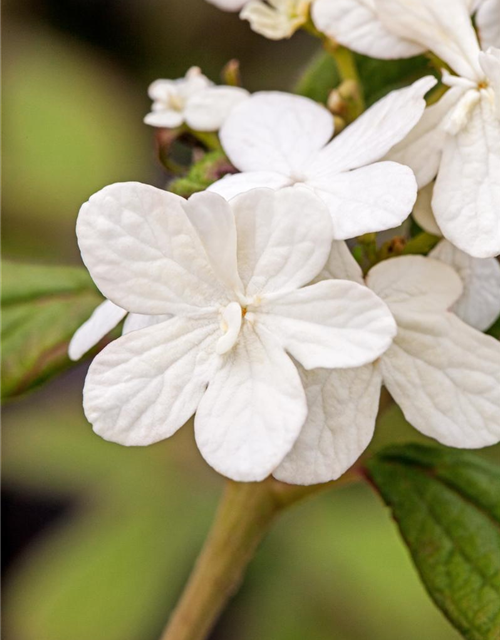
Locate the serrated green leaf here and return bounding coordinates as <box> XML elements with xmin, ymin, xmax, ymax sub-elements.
<box><xmin>1</xmin><ymin>260</ymin><xmax>102</xmax><ymax>399</ymax></box>
<box><xmin>366</xmin><ymin>444</ymin><xmax>500</xmax><ymax>640</ymax></box>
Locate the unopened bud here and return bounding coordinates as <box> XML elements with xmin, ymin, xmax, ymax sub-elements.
<box><xmin>222</xmin><ymin>59</ymin><xmax>242</xmax><ymax>87</ymax></box>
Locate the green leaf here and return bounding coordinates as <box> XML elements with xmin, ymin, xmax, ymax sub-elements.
<box><xmin>1</xmin><ymin>260</ymin><xmax>102</xmax><ymax>399</ymax></box>
<box><xmin>487</xmin><ymin>315</ymin><xmax>500</xmax><ymax>340</ymax></box>
<box><xmin>295</xmin><ymin>51</ymin><xmax>339</xmax><ymax>104</ymax></box>
<box><xmin>366</xmin><ymin>444</ymin><xmax>500</xmax><ymax>640</ymax></box>
<box><xmin>168</xmin><ymin>150</ymin><xmax>234</xmax><ymax>198</ymax></box>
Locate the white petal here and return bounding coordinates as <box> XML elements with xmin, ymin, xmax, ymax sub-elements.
<box><xmin>185</xmin><ymin>191</ymin><xmax>243</xmax><ymax>294</ymax></box>
<box><xmin>206</xmin><ymin>0</ymin><xmax>247</xmax><ymax>10</ymax></box>
<box><xmin>76</xmin><ymin>182</ymin><xmax>231</xmax><ymax>315</ymax></box>
<box><xmin>258</xmin><ymin>279</ymin><xmax>396</xmax><ymax>370</ymax></box>
<box><xmin>231</xmin><ymin>187</ymin><xmax>333</xmax><ymax>295</ymax></box>
<box><xmin>122</xmin><ymin>313</ymin><xmax>171</xmax><ymax>334</ymax></box>
<box><xmin>68</xmin><ymin>300</ymin><xmax>127</xmax><ymax>361</ymax></box>
<box><xmin>315</xmin><ymin>241</ymin><xmax>364</xmax><ymax>284</ymax></box>
<box><xmin>240</xmin><ymin>0</ymin><xmax>307</xmax><ymax>39</ymax></box>
<box><xmin>311</xmin><ymin>0</ymin><xmax>424</xmax><ymax>59</ymax></box>
<box><xmin>433</xmin><ymin>95</ymin><xmax>500</xmax><ymax>258</ymax></box>
<box><xmin>308</xmin><ymin>161</ymin><xmax>417</xmax><ymax>239</ymax></box>
<box><xmin>84</xmin><ymin>316</ymin><xmax>220</xmax><ymax>446</ymax></box>
<box><xmin>143</xmin><ymin>110</ymin><xmax>185</xmax><ymax>128</ymax></box>
<box><xmin>310</xmin><ymin>76</ymin><xmax>437</xmax><ymax>174</ymax></box>
<box><xmin>412</xmin><ymin>183</ymin><xmax>442</xmax><ymax>236</ymax></box>
<box><xmin>367</xmin><ymin>255</ymin><xmax>463</xmax><ymax>314</ymax></box>
<box><xmin>381</xmin><ymin>310</ymin><xmax>500</xmax><ymax>448</ymax></box>
<box><xmin>195</xmin><ymin>323</ymin><xmax>307</xmax><ymax>481</ymax></box>
<box><xmin>208</xmin><ymin>171</ymin><xmax>291</xmax><ymax>200</ymax></box>
<box><xmin>388</xmin><ymin>87</ymin><xmax>466</xmax><ymax>189</ymax></box>
<box><xmin>219</xmin><ymin>91</ymin><xmax>334</xmax><ymax>176</ymax></box>
<box><xmin>184</xmin><ymin>86</ymin><xmax>249</xmax><ymax>131</ymax></box>
<box><xmin>430</xmin><ymin>239</ymin><xmax>500</xmax><ymax>331</ymax></box>
<box><xmin>476</xmin><ymin>0</ymin><xmax>500</xmax><ymax>49</ymax></box>
<box><xmin>375</xmin><ymin>0</ymin><xmax>483</xmax><ymax>80</ymax></box>
<box><xmin>274</xmin><ymin>364</ymin><xmax>382</xmax><ymax>485</ymax></box>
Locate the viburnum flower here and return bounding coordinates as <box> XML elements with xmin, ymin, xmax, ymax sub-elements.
<box><xmin>75</xmin><ymin>183</ymin><xmax>396</xmax><ymax>482</ymax></box>
<box><xmin>312</xmin><ymin>0</ymin><xmax>500</xmax><ymax>258</ymax></box>
<box><xmin>144</xmin><ymin>66</ymin><xmax>248</xmax><ymax>131</ymax></box>
<box><xmin>208</xmin><ymin>77</ymin><xmax>436</xmax><ymax>239</ymax></box>
<box><xmin>240</xmin><ymin>0</ymin><xmax>311</xmax><ymax>40</ymax></box>
<box><xmin>412</xmin><ymin>184</ymin><xmax>500</xmax><ymax>331</ymax></box>
<box><xmin>275</xmin><ymin>245</ymin><xmax>500</xmax><ymax>485</ymax></box>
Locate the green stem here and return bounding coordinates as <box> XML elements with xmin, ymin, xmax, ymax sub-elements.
<box><xmin>159</xmin><ymin>473</ymin><xmax>359</xmax><ymax>640</ymax></box>
<box><xmin>324</xmin><ymin>43</ymin><xmax>365</xmax><ymax>119</ymax></box>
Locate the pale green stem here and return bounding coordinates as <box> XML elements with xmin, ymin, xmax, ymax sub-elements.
<box><xmin>159</xmin><ymin>472</ymin><xmax>359</xmax><ymax>640</ymax></box>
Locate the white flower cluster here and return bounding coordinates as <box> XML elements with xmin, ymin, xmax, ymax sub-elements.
<box><xmin>71</xmin><ymin>0</ymin><xmax>500</xmax><ymax>484</ymax></box>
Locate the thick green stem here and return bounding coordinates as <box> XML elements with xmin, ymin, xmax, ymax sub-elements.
<box><xmin>159</xmin><ymin>473</ymin><xmax>358</xmax><ymax>640</ymax></box>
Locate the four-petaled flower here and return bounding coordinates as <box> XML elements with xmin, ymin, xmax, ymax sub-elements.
<box><xmin>313</xmin><ymin>0</ymin><xmax>500</xmax><ymax>257</ymax></box>
<box><xmin>276</xmin><ymin>244</ymin><xmax>500</xmax><ymax>485</ymax></box>
<box><xmin>76</xmin><ymin>183</ymin><xmax>396</xmax><ymax>481</ymax></box>
<box><xmin>208</xmin><ymin>78</ymin><xmax>436</xmax><ymax>239</ymax></box>
<box><xmin>144</xmin><ymin>66</ymin><xmax>248</xmax><ymax>131</ymax></box>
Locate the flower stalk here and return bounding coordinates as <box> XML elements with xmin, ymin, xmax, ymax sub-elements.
<box><xmin>159</xmin><ymin>473</ymin><xmax>359</xmax><ymax>640</ymax></box>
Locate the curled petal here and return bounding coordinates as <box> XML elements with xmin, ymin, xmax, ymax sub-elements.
<box><xmin>69</xmin><ymin>300</ymin><xmax>127</xmax><ymax>361</ymax></box>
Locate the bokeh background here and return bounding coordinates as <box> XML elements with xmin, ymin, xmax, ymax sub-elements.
<box><xmin>2</xmin><ymin>1</ymin><xmax>487</xmax><ymax>638</ymax></box>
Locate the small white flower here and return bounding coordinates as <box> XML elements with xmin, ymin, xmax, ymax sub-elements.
<box><xmin>208</xmin><ymin>77</ymin><xmax>436</xmax><ymax>239</ymax></box>
<box><xmin>276</xmin><ymin>244</ymin><xmax>500</xmax><ymax>485</ymax></box>
<box><xmin>413</xmin><ymin>184</ymin><xmax>500</xmax><ymax>332</ymax></box>
<box><xmin>76</xmin><ymin>183</ymin><xmax>396</xmax><ymax>482</ymax></box>
<box><xmin>144</xmin><ymin>66</ymin><xmax>249</xmax><ymax>131</ymax></box>
<box><xmin>313</xmin><ymin>0</ymin><xmax>500</xmax><ymax>257</ymax></box>
<box><xmin>240</xmin><ymin>0</ymin><xmax>311</xmax><ymax>40</ymax></box>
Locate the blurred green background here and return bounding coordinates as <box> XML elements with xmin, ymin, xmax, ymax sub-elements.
<box><xmin>1</xmin><ymin>1</ymin><xmax>484</xmax><ymax>638</ymax></box>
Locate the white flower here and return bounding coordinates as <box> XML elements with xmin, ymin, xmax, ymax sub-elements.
<box><xmin>313</xmin><ymin>0</ymin><xmax>500</xmax><ymax>257</ymax></box>
<box><xmin>144</xmin><ymin>66</ymin><xmax>249</xmax><ymax>131</ymax></box>
<box><xmin>240</xmin><ymin>0</ymin><xmax>311</xmax><ymax>40</ymax></box>
<box><xmin>275</xmin><ymin>244</ymin><xmax>500</xmax><ymax>485</ymax></box>
<box><xmin>75</xmin><ymin>183</ymin><xmax>396</xmax><ymax>482</ymax></box>
<box><xmin>413</xmin><ymin>184</ymin><xmax>500</xmax><ymax>331</ymax></box>
<box><xmin>208</xmin><ymin>77</ymin><xmax>436</xmax><ymax>239</ymax></box>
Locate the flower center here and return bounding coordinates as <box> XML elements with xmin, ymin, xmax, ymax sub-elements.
<box><xmin>216</xmin><ymin>302</ymin><xmax>243</xmax><ymax>355</ymax></box>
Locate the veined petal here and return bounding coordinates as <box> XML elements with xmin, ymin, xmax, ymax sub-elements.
<box><xmin>241</xmin><ymin>0</ymin><xmax>307</xmax><ymax>39</ymax></box>
<box><xmin>375</xmin><ymin>0</ymin><xmax>483</xmax><ymax>80</ymax></box>
<box><xmin>314</xmin><ymin>241</ymin><xmax>364</xmax><ymax>284</ymax></box>
<box><xmin>219</xmin><ymin>91</ymin><xmax>334</xmax><ymax>176</ymax></box>
<box><xmin>367</xmin><ymin>255</ymin><xmax>463</xmax><ymax>314</ymax></box>
<box><xmin>381</xmin><ymin>310</ymin><xmax>500</xmax><ymax>448</ymax></box>
<box><xmin>476</xmin><ymin>0</ymin><xmax>500</xmax><ymax>49</ymax></box>
<box><xmin>185</xmin><ymin>191</ymin><xmax>243</xmax><ymax>294</ymax></box>
<box><xmin>231</xmin><ymin>187</ymin><xmax>333</xmax><ymax>296</ymax></box>
<box><xmin>84</xmin><ymin>316</ymin><xmax>220</xmax><ymax>446</ymax></box>
<box><xmin>195</xmin><ymin>323</ymin><xmax>307</xmax><ymax>481</ymax></box>
<box><xmin>479</xmin><ymin>48</ymin><xmax>500</xmax><ymax>116</ymax></box>
<box><xmin>308</xmin><ymin>161</ymin><xmax>417</xmax><ymax>239</ymax></box>
<box><xmin>430</xmin><ymin>239</ymin><xmax>500</xmax><ymax>331</ymax></box>
<box><xmin>310</xmin><ymin>76</ymin><xmax>436</xmax><ymax>175</ymax></box>
<box><xmin>388</xmin><ymin>87</ymin><xmax>466</xmax><ymax>189</ymax></box>
<box><xmin>258</xmin><ymin>279</ymin><xmax>396</xmax><ymax>370</ymax></box>
<box><xmin>311</xmin><ymin>0</ymin><xmax>424</xmax><ymax>59</ymax></box>
<box><xmin>77</xmin><ymin>182</ymin><xmax>232</xmax><ymax>315</ymax></box>
<box><xmin>68</xmin><ymin>300</ymin><xmax>127</xmax><ymax>361</ymax></box>
<box><xmin>412</xmin><ymin>183</ymin><xmax>442</xmax><ymax>236</ymax></box>
<box><xmin>208</xmin><ymin>171</ymin><xmax>292</xmax><ymax>200</ymax></box>
<box><xmin>433</xmin><ymin>94</ymin><xmax>500</xmax><ymax>258</ymax></box>
<box><xmin>274</xmin><ymin>364</ymin><xmax>382</xmax><ymax>485</ymax></box>
<box><xmin>184</xmin><ymin>86</ymin><xmax>249</xmax><ymax>131</ymax></box>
